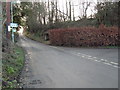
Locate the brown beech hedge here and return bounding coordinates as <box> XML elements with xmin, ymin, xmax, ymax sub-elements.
<box><xmin>48</xmin><ymin>24</ymin><xmax>118</xmax><ymax>47</ymax></box>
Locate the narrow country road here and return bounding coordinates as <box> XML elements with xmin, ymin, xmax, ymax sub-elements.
<box><xmin>19</xmin><ymin>36</ymin><xmax>118</xmax><ymax>88</ymax></box>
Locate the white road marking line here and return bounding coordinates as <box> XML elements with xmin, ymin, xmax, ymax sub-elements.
<box><xmin>95</xmin><ymin>60</ymin><xmax>100</xmax><ymax>62</ymax></box>
<box><xmin>100</xmin><ymin>59</ymin><xmax>108</xmax><ymax>62</ymax></box>
<box><xmin>73</xmin><ymin>52</ymin><xmax>118</xmax><ymax>68</ymax></box>
<box><xmin>82</xmin><ymin>56</ymin><xmax>85</xmax><ymax>57</ymax></box>
<box><xmin>104</xmin><ymin>62</ymin><xmax>112</xmax><ymax>66</ymax></box>
<box><xmin>100</xmin><ymin>59</ymin><xmax>105</xmax><ymax>61</ymax></box>
<box><xmin>110</xmin><ymin>62</ymin><xmax>118</xmax><ymax>65</ymax></box>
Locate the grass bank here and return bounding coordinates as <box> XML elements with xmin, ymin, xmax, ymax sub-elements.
<box><xmin>25</xmin><ymin>32</ymin><xmax>50</xmax><ymax>45</ymax></box>
<box><xmin>2</xmin><ymin>44</ymin><xmax>25</xmax><ymax>88</ymax></box>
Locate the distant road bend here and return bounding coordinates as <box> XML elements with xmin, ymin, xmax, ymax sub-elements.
<box><xmin>20</xmin><ymin>36</ymin><xmax>118</xmax><ymax>88</ymax></box>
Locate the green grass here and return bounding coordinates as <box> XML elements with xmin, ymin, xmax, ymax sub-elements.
<box><xmin>2</xmin><ymin>45</ymin><xmax>25</xmax><ymax>88</ymax></box>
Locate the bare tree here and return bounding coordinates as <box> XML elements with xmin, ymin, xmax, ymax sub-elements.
<box><xmin>55</xmin><ymin>1</ymin><xmax>58</xmax><ymax>22</ymax></box>
<box><xmin>51</xmin><ymin>1</ymin><xmax>69</xmax><ymax>22</ymax></box>
<box><xmin>72</xmin><ymin>3</ymin><xmax>75</xmax><ymax>21</ymax></box>
<box><xmin>69</xmin><ymin>1</ymin><xmax>72</xmax><ymax>21</ymax></box>
<box><xmin>82</xmin><ymin>1</ymin><xmax>91</xmax><ymax>18</ymax></box>
<box><xmin>66</xmin><ymin>1</ymin><xmax>68</xmax><ymax>21</ymax></box>
<box><xmin>48</xmin><ymin>0</ymin><xmax>51</xmax><ymax>23</ymax></box>
<box><xmin>42</xmin><ymin>2</ymin><xmax>47</xmax><ymax>25</ymax></box>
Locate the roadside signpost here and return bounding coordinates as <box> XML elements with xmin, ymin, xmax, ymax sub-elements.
<box><xmin>13</xmin><ymin>28</ymin><xmax>17</xmax><ymax>32</ymax></box>
<box><xmin>8</xmin><ymin>25</ymin><xmax>11</xmax><ymax>32</ymax></box>
<box><xmin>10</xmin><ymin>23</ymin><xmax>18</xmax><ymax>43</ymax></box>
<box><xmin>10</xmin><ymin>23</ymin><xmax>18</xmax><ymax>28</ymax></box>
<box><xmin>10</xmin><ymin>1</ymin><xmax>20</xmax><ymax>43</ymax></box>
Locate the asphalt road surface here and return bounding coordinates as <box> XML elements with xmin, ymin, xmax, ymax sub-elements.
<box><xmin>19</xmin><ymin>36</ymin><xmax>118</xmax><ymax>88</ymax></box>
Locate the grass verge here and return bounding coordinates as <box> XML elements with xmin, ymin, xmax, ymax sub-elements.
<box><xmin>25</xmin><ymin>32</ymin><xmax>50</xmax><ymax>45</ymax></box>
<box><xmin>2</xmin><ymin>45</ymin><xmax>25</xmax><ymax>88</ymax></box>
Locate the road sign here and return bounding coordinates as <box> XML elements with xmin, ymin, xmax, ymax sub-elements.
<box><xmin>10</xmin><ymin>23</ymin><xmax>18</xmax><ymax>27</ymax></box>
<box><xmin>13</xmin><ymin>28</ymin><xmax>16</xmax><ymax>32</ymax></box>
<box><xmin>8</xmin><ymin>25</ymin><xmax>11</xmax><ymax>32</ymax></box>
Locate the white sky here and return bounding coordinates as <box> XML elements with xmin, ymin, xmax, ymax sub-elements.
<box><xmin>39</xmin><ymin>0</ymin><xmax>98</xmax><ymax>20</ymax></box>
<box><xmin>17</xmin><ymin>0</ymin><xmax>97</xmax><ymax>20</ymax></box>
<box><xmin>57</xmin><ymin>0</ymin><xmax>97</xmax><ymax>19</ymax></box>
<box><xmin>4</xmin><ymin>0</ymin><xmax>99</xmax><ymax>20</ymax></box>
<box><xmin>4</xmin><ymin>0</ymin><xmax>118</xmax><ymax>20</ymax></box>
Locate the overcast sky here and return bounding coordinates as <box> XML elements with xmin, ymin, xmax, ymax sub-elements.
<box><xmin>42</xmin><ymin>0</ymin><xmax>98</xmax><ymax>20</ymax></box>
<box><xmin>4</xmin><ymin>0</ymin><xmax>118</xmax><ymax>20</ymax></box>
<box><xmin>58</xmin><ymin>0</ymin><xmax>97</xmax><ymax>19</ymax></box>
<box><xmin>4</xmin><ymin>0</ymin><xmax>98</xmax><ymax>19</ymax></box>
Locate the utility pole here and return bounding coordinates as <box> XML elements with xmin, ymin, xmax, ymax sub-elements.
<box><xmin>6</xmin><ymin>1</ymin><xmax>11</xmax><ymax>39</ymax></box>
<box><xmin>0</xmin><ymin>2</ymin><xmax>2</xmax><ymax>39</ymax></box>
<box><xmin>0</xmin><ymin>1</ymin><xmax>2</xmax><ymax>89</ymax></box>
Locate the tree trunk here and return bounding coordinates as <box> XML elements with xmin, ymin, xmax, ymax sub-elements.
<box><xmin>69</xmin><ymin>1</ymin><xmax>72</xmax><ymax>21</ymax></box>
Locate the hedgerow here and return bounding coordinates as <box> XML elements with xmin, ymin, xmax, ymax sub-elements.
<box><xmin>49</xmin><ymin>24</ymin><xmax>118</xmax><ymax>47</ymax></box>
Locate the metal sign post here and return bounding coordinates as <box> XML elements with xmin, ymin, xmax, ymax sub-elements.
<box><xmin>12</xmin><ymin>28</ymin><xmax>14</xmax><ymax>43</ymax></box>
<box><xmin>10</xmin><ymin>23</ymin><xmax>18</xmax><ymax>27</ymax></box>
<box><xmin>10</xmin><ymin>23</ymin><xmax>18</xmax><ymax>43</ymax></box>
